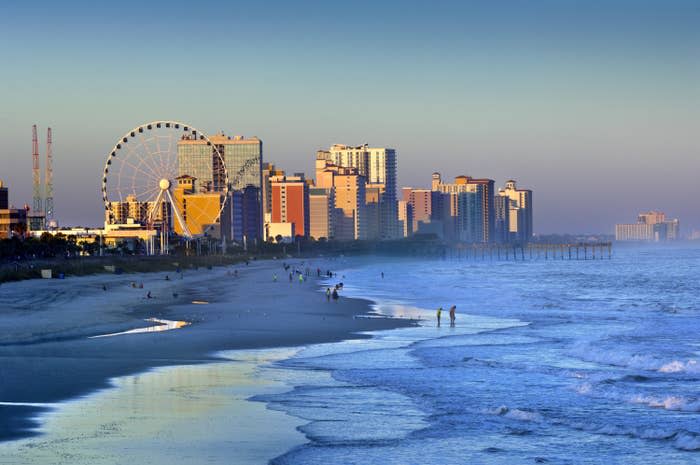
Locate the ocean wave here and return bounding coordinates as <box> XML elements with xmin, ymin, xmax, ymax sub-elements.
<box><xmin>571</xmin><ymin>380</ymin><xmax>700</xmax><ymax>412</ymax></box>
<box><xmin>567</xmin><ymin>420</ymin><xmax>700</xmax><ymax>451</ymax></box>
<box><xmin>570</xmin><ymin>345</ymin><xmax>700</xmax><ymax>376</ymax></box>
<box><xmin>628</xmin><ymin>394</ymin><xmax>700</xmax><ymax>412</ymax></box>
<box><xmin>487</xmin><ymin>406</ymin><xmax>542</xmax><ymax>422</ymax></box>
<box><xmin>674</xmin><ymin>432</ymin><xmax>700</xmax><ymax>451</ymax></box>
<box><xmin>658</xmin><ymin>360</ymin><xmax>700</xmax><ymax>374</ymax></box>
<box><xmin>568</xmin><ymin>346</ymin><xmax>660</xmax><ymax>370</ymax></box>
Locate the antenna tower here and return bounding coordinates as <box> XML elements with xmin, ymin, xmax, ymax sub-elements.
<box><xmin>32</xmin><ymin>125</ymin><xmax>42</xmax><ymax>214</ymax></box>
<box><xmin>45</xmin><ymin>127</ymin><xmax>53</xmax><ymax>221</ymax></box>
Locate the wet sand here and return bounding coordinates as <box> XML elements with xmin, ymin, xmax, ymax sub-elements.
<box><xmin>0</xmin><ymin>259</ymin><xmax>413</xmax><ymax>442</ymax></box>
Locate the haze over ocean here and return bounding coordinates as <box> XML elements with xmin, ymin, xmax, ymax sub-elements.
<box><xmin>1</xmin><ymin>0</ymin><xmax>698</xmax><ymax>232</ymax></box>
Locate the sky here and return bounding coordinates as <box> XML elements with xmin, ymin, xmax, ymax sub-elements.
<box><xmin>0</xmin><ymin>0</ymin><xmax>698</xmax><ymax>233</ymax></box>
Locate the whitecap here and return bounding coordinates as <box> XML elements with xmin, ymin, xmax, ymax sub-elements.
<box><xmin>674</xmin><ymin>432</ymin><xmax>700</xmax><ymax>451</ymax></box>
<box><xmin>659</xmin><ymin>360</ymin><xmax>699</xmax><ymax>374</ymax></box>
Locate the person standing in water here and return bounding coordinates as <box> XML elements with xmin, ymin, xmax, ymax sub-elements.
<box><xmin>436</xmin><ymin>307</ymin><xmax>442</xmax><ymax>327</ymax></box>
<box><xmin>449</xmin><ymin>305</ymin><xmax>456</xmax><ymax>327</ymax></box>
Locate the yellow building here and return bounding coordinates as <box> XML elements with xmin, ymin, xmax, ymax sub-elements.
<box><xmin>172</xmin><ymin>175</ymin><xmax>225</xmax><ymax>238</ymax></box>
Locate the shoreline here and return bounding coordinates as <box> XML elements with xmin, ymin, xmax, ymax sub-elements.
<box><xmin>0</xmin><ymin>257</ymin><xmax>415</xmax><ymax>447</ymax></box>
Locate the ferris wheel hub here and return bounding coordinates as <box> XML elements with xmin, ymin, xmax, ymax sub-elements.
<box><xmin>159</xmin><ymin>178</ymin><xmax>171</xmax><ymax>190</ymax></box>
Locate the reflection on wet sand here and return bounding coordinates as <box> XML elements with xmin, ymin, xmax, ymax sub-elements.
<box><xmin>0</xmin><ymin>349</ymin><xmax>305</xmax><ymax>465</ymax></box>
<box><xmin>89</xmin><ymin>318</ymin><xmax>191</xmax><ymax>339</ymax></box>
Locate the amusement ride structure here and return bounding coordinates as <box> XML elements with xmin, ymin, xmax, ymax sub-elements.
<box><xmin>101</xmin><ymin>121</ymin><xmax>229</xmax><ymax>254</ymax></box>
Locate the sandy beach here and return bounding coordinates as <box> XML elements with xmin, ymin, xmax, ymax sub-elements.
<box><xmin>0</xmin><ymin>258</ymin><xmax>414</xmax><ymax>444</ymax></box>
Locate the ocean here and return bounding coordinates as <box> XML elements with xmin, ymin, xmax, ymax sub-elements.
<box><xmin>2</xmin><ymin>245</ymin><xmax>698</xmax><ymax>464</ymax></box>
<box><xmin>260</xmin><ymin>244</ymin><xmax>700</xmax><ymax>464</ymax></box>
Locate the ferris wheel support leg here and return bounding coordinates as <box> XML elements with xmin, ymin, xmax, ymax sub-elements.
<box><xmin>165</xmin><ymin>189</ymin><xmax>193</xmax><ymax>239</ymax></box>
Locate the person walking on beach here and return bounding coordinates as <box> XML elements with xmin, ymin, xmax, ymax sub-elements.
<box><xmin>332</xmin><ymin>288</ymin><xmax>339</xmax><ymax>301</ymax></box>
<box><xmin>449</xmin><ymin>305</ymin><xmax>456</xmax><ymax>327</ymax></box>
<box><xmin>436</xmin><ymin>307</ymin><xmax>442</xmax><ymax>327</ymax></box>
<box><xmin>273</xmin><ymin>273</ymin><xmax>277</xmax><ymax>282</ymax></box>
<box><xmin>299</xmin><ymin>274</ymin><xmax>304</xmax><ymax>284</ymax></box>
<box><xmin>326</xmin><ymin>287</ymin><xmax>331</xmax><ymax>301</ymax></box>
<box><xmin>289</xmin><ymin>272</ymin><xmax>293</xmax><ymax>282</ymax></box>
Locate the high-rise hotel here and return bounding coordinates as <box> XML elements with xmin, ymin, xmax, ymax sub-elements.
<box><xmin>177</xmin><ymin>133</ymin><xmax>263</xmax><ymax>243</ymax></box>
<box><xmin>316</xmin><ymin>144</ymin><xmax>398</xmax><ymax>239</ymax></box>
<box><xmin>402</xmin><ymin>175</ymin><xmax>533</xmax><ymax>243</ymax></box>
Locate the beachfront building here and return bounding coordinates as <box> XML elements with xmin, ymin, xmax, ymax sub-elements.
<box><xmin>106</xmin><ymin>194</ymin><xmax>168</xmax><ymax>226</ymax></box>
<box><xmin>493</xmin><ymin>195</ymin><xmax>511</xmax><ymax>244</ymax></box>
<box><xmin>397</xmin><ymin>199</ymin><xmax>413</xmax><ymax>237</ymax></box>
<box><xmin>432</xmin><ymin>173</ymin><xmax>494</xmax><ymax>243</ymax></box>
<box><xmin>616</xmin><ymin>211</ymin><xmax>680</xmax><ymax>241</ymax></box>
<box><xmin>365</xmin><ymin>185</ymin><xmax>384</xmax><ymax>240</ymax></box>
<box><xmin>270</xmin><ymin>174</ymin><xmax>310</xmax><ymax>238</ymax></box>
<box><xmin>455</xmin><ymin>190</ymin><xmax>484</xmax><ymax>243</ymax></box>
<box><xmin>315</xmin><ymin>157</ymin><xmax>367</xmax><ymax>241</ymax></box>
<box><xmin>309</xmin><ymin>187</ymin><xmax>335</xmax><ymax>241</ymax></box>
<box><xmin>0</xmin><ymin>181</ymin><xmax>28</xmax><ymax>239</ymax></box>
<box><xmin>317</xmin><ymin>144</ymin><xmax>398</xmax><ymax>239</ymax></box>
<box><xmin>498</xmin><ymin>180</ymin><xmax>533</xmax><ymax>243</ymax></box>
<box><xmin>262</xmin><ymin>162</ymin><xmax>285</xmax><ymax>218</ymax></box>
<box><xmin>178</xmin><ymin>133</ymin><xmax>263</xmax><ymax>242</ymax></box>
<box><xmin>171</xmin><ymin>175</ymin><xmax>229</xmax><ymax>238</ymax></box>
<box><xmin>402</xmin><ymin>188</ymin><xmax>444</xmax><ymax>237</ymax></box>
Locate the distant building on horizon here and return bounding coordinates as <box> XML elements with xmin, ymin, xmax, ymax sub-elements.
<box><xmin>432</xmin><ymin>173</ymin><xmax>494</xmax><ymax>243</ymax></box>
<box><xmin>498</xmin><ymin>180</ymin><xmax>533</xmax><ymax>243</ymax></box>
<box><xmin>615</xmin><ymin>211</ymin><xmax>679</xmax><ymax>241</ymax></box>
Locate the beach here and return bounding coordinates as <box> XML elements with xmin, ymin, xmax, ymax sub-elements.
<box><xmin>0</xmin><ymin>257</ymin><xmax>414</xmax><ymax>460</ymax></box>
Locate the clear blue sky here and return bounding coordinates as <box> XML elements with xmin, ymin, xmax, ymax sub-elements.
<box><xmin>1</xmin><ymin>0</ymin><xmax>698</xmax><ymax>233</ymax></box>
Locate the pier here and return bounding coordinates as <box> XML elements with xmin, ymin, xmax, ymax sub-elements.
<box><xmin>444</xmin><ymin>242</ymin><xmax>613</xmax><ymax>261</ymax></box>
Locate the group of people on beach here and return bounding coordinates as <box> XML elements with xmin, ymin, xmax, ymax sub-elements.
<box><xmin>325</xmin><ymin>282</ymin><xmax>343</xmax><ymax>302</ymax></box>
<box><xmin>436</xmin><ymin>305</ymin><xmax>457</xmax><ymax>327</ymax></box>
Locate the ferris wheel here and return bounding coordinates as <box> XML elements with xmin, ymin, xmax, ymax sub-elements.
<box><xmin>101</xmin><ymin>121</ymin><xmax>229</xmax><ymax>243</ymax></box>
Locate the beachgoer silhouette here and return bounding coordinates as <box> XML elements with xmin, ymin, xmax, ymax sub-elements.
<box><xmin>332</xmin><ymin>289</ymin><xmax>339</xmax><ymax>301</ymax></box>
<box><xmin>273</xmin><ymin>274</ymin><xmax>277</xmax><ymax>282</ymax></box>
<box><xmin>102</xmin><ymin>284</ymin><xmax>107</xmax><ymax>291</ymax></box>
<box><xmin>147</xmin><ymin>291</ymin><xmax>152</xmax><ymax>299</ymax></box>
<box><xmin>165</xmin><ymin>275</ymin><xmax>169</xmax><ymax>281</ymax></box>
<box><xmin>449</xmin><ymin>305</ymin><xmax>456</xmax><ymax>327</ymax></box>
<box><xmin>437</xmin><ymin>307</ymin><xmax>442</xmax><ymax>327</ymax></box>
<box><xmin>326</xmin><ymin>287</ymin><xmax>331</xmax><ymax>301</ymax></box>
<box><xmin>289</xmin><ymin>272</ymin><xmax>293</xmax><ymax>282</ymax></box>
<box><xmin>381</xmin><ymin>272</ymin><xmax>384</xmax><ymax>279</ymax></box>
<box><xmin>299</xmin><ymin>274</ymin><xmax>304</xmax><ymax>284</ymax></box>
